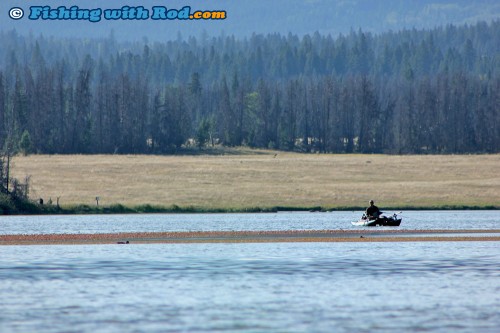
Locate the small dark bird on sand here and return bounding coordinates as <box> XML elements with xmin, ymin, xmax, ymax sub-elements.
<box><xmin>117</xmin><ymin>241</ymin><xmax>129</xmax><ymax>244</ymax></box>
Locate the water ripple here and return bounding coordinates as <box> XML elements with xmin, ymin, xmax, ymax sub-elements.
<box><xmin>0</xmin><ymin>242</ymin><xmax>498</xmax><ymax>332</ymax></box>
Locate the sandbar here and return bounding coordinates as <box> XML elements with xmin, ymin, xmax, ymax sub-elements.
<box><xmin>1</xmin><ymin>229</ymin><xmax>499</xmax><ymax>245</ymax></box>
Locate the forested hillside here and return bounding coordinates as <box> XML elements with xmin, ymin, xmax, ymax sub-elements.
<box><xmin>0</xmin><ymin>20</ymin><xmax>498</xmax><ymax>154</ymax></box>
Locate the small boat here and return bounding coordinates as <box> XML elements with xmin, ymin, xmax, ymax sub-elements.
<box><xmin>352</xmin><ymin>212</ymin><xmax>402</xmax><ymax>227</ymax></box>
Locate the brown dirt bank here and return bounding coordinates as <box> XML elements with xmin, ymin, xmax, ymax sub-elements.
<box><xmin>1</xmin><ymin>229</ymin><xmax>499</xmax><ymax>245</ymax></box>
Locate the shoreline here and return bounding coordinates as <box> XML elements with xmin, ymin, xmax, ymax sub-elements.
<box><xmin>4</xmin><ymin>204</ymin><xmax>500</xmax><ymax>216</ymax></box>
<box><xmin>2</xmin><ymin>229</ymin><xmax>499</xmax><ymax>245</ymax></box>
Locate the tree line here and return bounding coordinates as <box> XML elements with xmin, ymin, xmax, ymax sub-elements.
<box><xmin>0</xmin><ymin>20</ymin><xmax>498</xmax><ymax>154</ymax></box>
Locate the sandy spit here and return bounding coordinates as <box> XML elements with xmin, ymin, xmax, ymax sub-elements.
<box><xmin>1</xmin><ymin>229</ymin><xmax>499</xmax><ymax>245</ymax></box>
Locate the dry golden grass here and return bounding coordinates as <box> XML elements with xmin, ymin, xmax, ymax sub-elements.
<box><xmin>11</xmin><ymin>149</ymin><xmax>500</xmax><ymax>209</ymax></box>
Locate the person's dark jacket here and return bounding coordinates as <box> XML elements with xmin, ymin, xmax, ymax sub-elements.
<box><xmin>366</xmin><ymin>205</ymin><xmax>380</xmax><ymax>218</ymax></box>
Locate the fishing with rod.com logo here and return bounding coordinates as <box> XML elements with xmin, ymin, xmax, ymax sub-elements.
<box><xmin>8</xmin><ymin>4</ymin><xmax>226</xmax><ymax>22</ymax></box>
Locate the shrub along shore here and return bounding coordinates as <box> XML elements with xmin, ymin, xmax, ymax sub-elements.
<box><xmin>1</xmin><ymin>195</ymin><xmax>498</xmax><ymax>215</ymax></box>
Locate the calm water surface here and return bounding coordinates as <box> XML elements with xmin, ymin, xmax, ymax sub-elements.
<box><xmin>1</xmin><ymin>211</ymin><xmax>499</xmax><ymax>332</ymax></box>
<box><xmin>0</xmin><ymin>242</ymin><xmax>499</xmax><ymax>332</ymax></box>
<box><xmin>1</xmin><ymin>210</ymin><xmax>499</xmax><ymax>234</ymax></box>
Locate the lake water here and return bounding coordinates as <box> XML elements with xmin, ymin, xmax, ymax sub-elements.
<box><xmin>1</xmin><ymin>211</ymin><xmax>499</xmax><ymax>332</ymax></box>
<box><xmin>1</xmin><ymin>210</ymin><xmax>499</xmax><ymax>234</ymax></box>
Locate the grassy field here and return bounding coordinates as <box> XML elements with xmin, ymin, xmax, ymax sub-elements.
<box><xmin>11</xmin><ymin>149</ymin><xmax>500</xmax><ymax>211</ymax></box>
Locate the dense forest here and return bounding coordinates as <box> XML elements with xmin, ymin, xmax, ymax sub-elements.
<box><xmin>0</xmin><ymin>20</ymin><xmax>498</xmax><ymax>154</ymax></box>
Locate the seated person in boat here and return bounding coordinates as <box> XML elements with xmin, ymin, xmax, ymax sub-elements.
<box><xmin>365</xmin><ymin>200</ymin><xmax>381</xmax><ymax>219</ymax></box>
